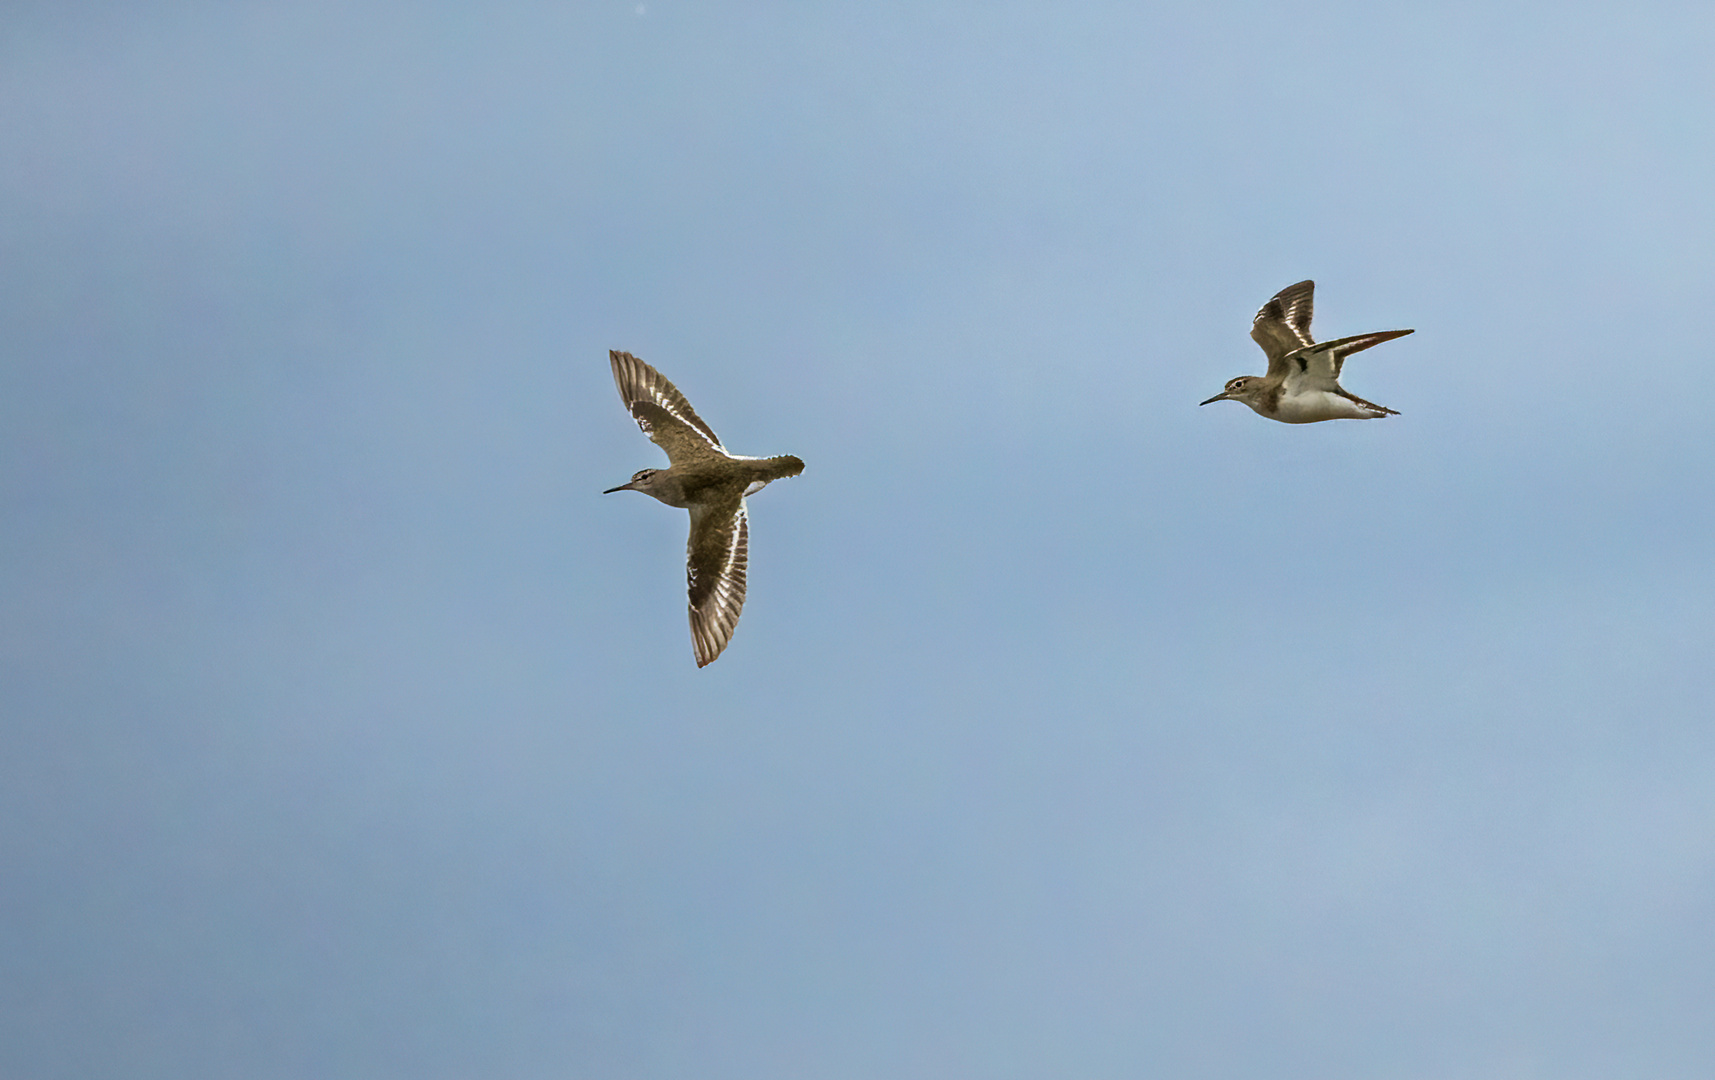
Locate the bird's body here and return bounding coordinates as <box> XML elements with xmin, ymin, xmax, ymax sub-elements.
<box><xmin>604</xmin><ymin>350</ymin><xmax>803</xmax><ymax>667</ymax></box>
<box><xmin>1201</xmin><ymin>280</ymin><xmax>1412</xmax><ymax>423</ymax></box>
<box><xmin>1268</xmin><ymin>388</ymin><xmax>1390</xmax><ymax>424</ymax></box>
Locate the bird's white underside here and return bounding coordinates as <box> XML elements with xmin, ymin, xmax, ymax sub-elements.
<box><xmin>1260</xmin><ymin>390</ymin><xmax>1388</xmax><ymax>423</ymax></box>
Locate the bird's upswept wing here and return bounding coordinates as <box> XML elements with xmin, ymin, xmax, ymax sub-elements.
<box><xmin>1251</xmin><ymin>280</ymin><xmax>1317</xmax><ymax>376</ymax></box>
<box><xmin>1281</xmin><ymin>329</ymin><xmax>1414</xmax><ymax>394</ymax></box>
<box><xmin>685</xmin><ymin>496</ymin><xmax>749</xmax><ymax>667</ymax></box>
<box><xmin>610</xmin><ymin>350</ymin><xmax>728</xmax><ymax>465</ymax></box>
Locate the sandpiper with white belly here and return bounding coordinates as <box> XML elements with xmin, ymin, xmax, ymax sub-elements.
<box><xmin>1200</xmin><ymin>280</ymin><xmax>1413</xmax><ymax>423</ymax></box>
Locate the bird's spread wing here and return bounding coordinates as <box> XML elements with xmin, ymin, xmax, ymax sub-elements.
<box><xmin>628</xmin><ymin>402</ymin><xmax>729</xmax><ymax>467</ymax></box>
<box><xmin>685</xmin><ymin>497</ymin><xmax>748</xmax><ymax>667</ymax></box>
<box><xmin>1282</xmin><ymin>329</ymin><xmax>1414</xmax><ymax>392</ymax></box>
<box><xmin>610</xmin><ymin>350</ymin><xmax>728</xmax><ymax>464</ymax></box>
<box><xmin>1251</xmin><ymin>280</ymin><xmax>1317</xmax><ymax>376</ymax></box>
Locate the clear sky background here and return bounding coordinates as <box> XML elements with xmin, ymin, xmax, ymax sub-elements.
<box><xmin>4</xmin><ymin>3</ymin><xmax>1714</xmax><ymax>1078</ymax></box>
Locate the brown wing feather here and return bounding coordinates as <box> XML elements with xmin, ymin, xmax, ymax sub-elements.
<box><xmin>629</xmin><ymin>401</ymin><xmax>727</xmax><ymax>467</ymax></box>
<box><xmin>610</xmin><ymin>351</ymin><xmax>726</xmax><ymax>459</ymax></box>
<box><xmin>685</xmin><ymin>498</ymin><xmax>748</xmax><ymax>667</ymax></box>
<box><xmin>1282</xmin><ymin>329</ymin><xmax>1414</xmax><ymax>399</ymax></box>
<box><xmin>1250</xmin><ymin>280</ymin><xmax>1317</xmax><ymax>376</ymax></box>
<box><xmin>1315</xmin><ymin>328</ymin><xmax>1414</xmax><ymax>380</ymax></box>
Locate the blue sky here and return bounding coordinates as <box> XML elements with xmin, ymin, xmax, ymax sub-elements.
<box><xmin>4</xmin><ymin>3</ymin><xmax>1714</xmax><ymax>1077</ymax></box>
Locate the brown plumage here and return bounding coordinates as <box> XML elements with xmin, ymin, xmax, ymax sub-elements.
<box><xmin>1202</xmin><ymin>281</ymin><xmax>1413</xmax><ymax>423</ymax></box>
<box><xmin>604</xmin><ymin>351</ymin><xmax>803</xmax><ymax>667</ymax></box>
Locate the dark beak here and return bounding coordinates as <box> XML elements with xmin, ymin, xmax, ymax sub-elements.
<box><xmin>602</xmin><ymin>483</ymin><xmax>632</xmax><ymax>494</ymax></box>
<box><xmin>1199</xmin><ymin>392</ymin><xmax>1229</xmax><ymax>406</ymax></box>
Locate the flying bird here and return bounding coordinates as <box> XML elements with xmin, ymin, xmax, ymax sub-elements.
<box><xmin>604</xmin><ymin>350</ymin><xmax>804</xmax><ymax>667</ymax></box>
<box><xmin>1200</xmin><ymin>280</ymin><xmax>1413</xmax><ymax>422</ymax></box>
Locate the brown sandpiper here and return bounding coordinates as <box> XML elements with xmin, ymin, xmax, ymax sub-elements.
<box><xmin>604</xmin><ymin>350</ymin><xmax>804</xmax><ymax>667</ymax></box>
<box><xmin>1200</xmin><ymin>280</ymin><xmax>1413</xmax><ymax>422</ymax></box>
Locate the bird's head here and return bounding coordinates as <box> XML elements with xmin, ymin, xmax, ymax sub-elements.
<box><xmin>1200</xmin><ymin>376</ymin><xmax>1259</xmax><ymax>407</ymax></box>
<box><xmin>603</xmin><ymin>468</ymin><xmax>662</xmax><ymax>495</ymax></box>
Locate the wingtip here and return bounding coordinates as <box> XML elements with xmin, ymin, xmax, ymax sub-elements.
<box><xmin>612</xmin><ymin>349</ymin><xmax>645</xmax><ymax>375</ymax></box>
<box><xmin>691</xmin><ymin>623</ymin><xmax>724</xmax><ymax>668</ymax></box>
<box><xmin>610</xmin><ymin>349</ymin><xmax>649</xmax><ymax>381</ymax></box>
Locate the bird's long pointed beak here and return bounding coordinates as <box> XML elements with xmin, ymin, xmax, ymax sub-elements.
<box><xmin>1199</xmin><ymin>391</ymin><xmax>1230</xmax><ymax>406</ymax></box>
<box><xmin>602</xmin><ymin>483</ymin><xmax>633</xmax><ymax>494</ymax></box>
